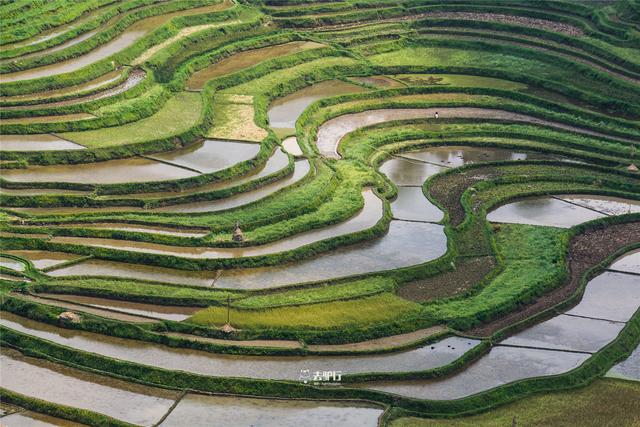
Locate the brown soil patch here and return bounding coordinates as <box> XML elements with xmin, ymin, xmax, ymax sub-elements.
<box><xmin>398</xmin><ymin>256</ymin><xmax>497</xmax><ymax>302</ymax></box>
<box><xmin>418</xmin><ymin>12</ymin><xmax>584</xmax><ymax>37</ymax></box>
<box><xmin>468</xmin><ymin>221</ymin><xmax>640</xmax><ymax>337</ymax></box>
<box><xmin>163</xmin><ymin>332</ymin><xmax>302</xmax><ymax>349</ymax></box>
<box><xmin>307</xmin><ymin>325</ymin><xmax>447</xmax><ymax>352</ymax></box>
<box><xmin>428</xmin><ymin>165</ymin><xmax>501</xmax><ymax>226</ymax></box>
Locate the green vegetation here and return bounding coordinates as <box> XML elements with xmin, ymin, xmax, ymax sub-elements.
<box><xmin>188</xmin><ymin>292</ymin><xmax>422</xmax><ymax>329</ymax></box>
<box><xmin>59</xmin><ymin>91</ymin><xmax>202</xmax><ymax>148</ymax></box>
<box><xmin>1</xmin><ymin>0</ymin><xmax>639</xmax><ymax>423</ymax></box>
<box><xmin>390</xmin><ymin>379</ymin><xmax>640</xmax><ymax>427</ymax></box>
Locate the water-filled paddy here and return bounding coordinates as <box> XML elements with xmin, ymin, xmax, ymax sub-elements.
<box><xmin>363</xmin><ymin>346</ymin><xmax>590</xmax><ymax>400</ymax></box>
<box><xmin>0</xmin><ymin>315</ymin><xmax>480</xmax><ymax>380</ymax></box>
<box><xmin>49</xmin><ymin>189</ymin><xmax>382</xmax><ymax>259</ymax></box>
<box><xmin>0</xmin><ymin>134</ymin><xmax>86</xmax><ymax>151</ymax></box>
<box><xmin>391</xmin><ymin>187</ymin><xmax>443</xmax><ymax>222</ymax></box>
<box><xmin>1</xmin><ymin>68</ymin><xmax>146</xmax><ymax>110</ymax></box>
<box><xmin>1</xmin><ymin>156</ymin><xmax>198</xmax><ymax>184</ymax></box>
<box><xmin>37</xmin><ymin>293</ymin><xmax>200</xmax><ymax>321</ymax></box>
<box><xmin>160</xmin><ymin>394</ymin><xmax>384</xmax><ymax>427</ymax></box>
<box><xmin>1</xmin><ymin>3</ymin><xmax>233</xmax><ymax>82</ymax></box>
<box><xmin>0</xmin><ymin>409</ymin><xmax>86</xmax><ymax>427</ymax></box>
<box><xmin>556</xmin><ymin>195</ymin><xmax>640</xmax><ymax>216</ymax></box>
<box><xmin>46</xmin><ymin>259</ymin><xmax>216</xmax><ymax>286</ymax></box>
<box><xmin>609</xmin><ymin>249</ymin><xmax>640</xmax><ymax>274</ymax></box>
<box><xmin>380</xmin><ymin>146</ymin><xmax>557</xmax><ymax>187</ymax></box>
<box><xmin>1</xmin><ymin>139</ymin><xmax>262</xmax><ymax>184</ymax></box>
<box><xmin>153</xmin><ymin>159</ymin><xmax>310</xmax><ymax>213</ymax></box>
<box><xmin>379</xmin><ymin>157</ymin><xmax>446</xmax><ymax>186</ymax></box>
<box><xmin>16</xmin><ymin>293</ymin><xmax>159</xmax><ymax>323</ymax></box>
<box><xmin>282</xmin><ymin>136</ymin><xmax>303</xmax><ymax>156</ymax></box>
<box><xmin>487</xmin><ymin>197</ymin><xmax>607</xmax><ymax>228</ymax></box>
<box><xmin>59</xmin><ymin>223</ymin><xmax>209</xmax><ymax>238</ymax></box>
<box><xmin>564</xmin><ymin>271</ymin><xmax>640</xmax><ymax>322</ymax></box>
<box><xmin>0</xmin><ymin>69</ymin><xmax>124</xmax><ymax>103</ymax></box>
<box><xmin>0</xmin><ymin>256</ymin><xmax>26</xmax><ymax>271</ymax></box>
<box><xmin>148</xmin><ymin>139</ymin><xmax>260</xmax><ymax>173</ymax></box>
<box><xmin>215</xmin><ymin>220</ymin><xmax>447</xmax><ymax>289</ymax></box>
<box><xmin>267</xmin><ymin>80</ymin><xmax>366</xmax><ymax>131</ymax></box>
<box><xmin>316</xmin><ymin>108</ymin><xmax>629</xmax><ymax>159</ymax></box>
<box><xmin>501</xmin><ymin>314</ymin><xmax>625</xmax><ymax>353</ymax></box>
<box><xmin>2</xmin><ymin>250</ymin><xmax>81</xmax><ymax>269</ymax></box>
<box><xmin>7</xmin><ymin>156</ymin><xmax>299</xmax><ymax>213</ymax></box>
<box><xmin>607</xmin><ymin>344</ymin><xmax>640</xmax><ymax>381</ymax></box>
<box><xmin>0</xmin><ymin>349</ymin><xmax>178</xmax><ymax>426</ymax></box>
<box><xmin>399</xmin><ymin>145</ymin><xmax>562</xmax><ymax>166</ymax></box>
<box><xmin>187</xmin><ymin>41</ymin><xmax>325</xmax><ymax>89</ymax></box>
<box><xmin>104</xmin><ymin>148</ymin><xmax>290</xmax><ymax>200</ymax></box>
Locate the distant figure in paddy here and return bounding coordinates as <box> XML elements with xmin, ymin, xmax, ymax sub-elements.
<box><xmin>435</xmin><ymin>111</ymin><xmax>439</xmax><ymax>119</ymax></box>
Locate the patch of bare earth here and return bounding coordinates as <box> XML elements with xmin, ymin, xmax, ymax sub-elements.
<box><xmin>306</xmin><ymin>325</ymin><xmax>447</xmax><ymax>352</ymax></box>
<box><xmin>398</xmin><ymin>256</ymin><xmax>497</xmax><ymax>302</ymax></box>
<box><xmin>468</xmin><ymin>221</ymin><xmax>640</xmax><ymax>337</ymax></box>
<box><xmin>418</xmin><ymin>12</ymin><xmax>584</xmax><ymax>37</ymax></box>
<box><xmin>429</xmin><ymin>166</ymin><xmax>501</xmax><ymax>226</ymax></box>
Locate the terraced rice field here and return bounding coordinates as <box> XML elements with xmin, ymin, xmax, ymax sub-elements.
<box><xmin>1</xmin><ymin>0</ymin><xmax>639</xmax><ymax>426</ymax></box>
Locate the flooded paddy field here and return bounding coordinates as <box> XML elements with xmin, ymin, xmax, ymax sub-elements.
<box><xmin>0</xmin><ymin>2</ymin><xmax>234</xmax><ymax>82</ymax></box>
<box><xmin>188</xmin><ymin>41</ymin><xmax>325</xmax><ymax>90</ymax></box>
<box><xmin>315</xmin><ymin>107</ymin><xmax>634</xmax><ymax>159</ymax></box>
<box><xmin>360</xmin><ymin>259</ymin><xmax>640</xmax><ymax>400</ymax></box>
<box><xmin>487</xmin><ymin>196</ymin><xmax>640</xmax><ymax>228</ymax></box>
<box><xmin>1</xmin><ymin>156</ymin><xmax>199</xmax><ymax>184</ymax></box>
<box><xmin>46</xmin><ymin>258</ymin><xmax>217</xmax><ymax>286</ymax></box>
<box><xmin>152</xmin><ymin>159</ymin><xmax>310</xmax><ymax>213</ymax></box>
<box><xmin>3</xmin><ymin>0</ymin><xmax>640</xmax><ymax>422</ymax></box>
<box><xmin>215</xmin><ymin>220</ymin><xmax>447</xmax><ymax>289</ymax></box>
<box><xmin>0</xmin><ymin>348</ymin><xmax>179</xmax><ymax>426</ymax></box>
<box><xmin>0</xmin><ymin>313</ymin><xmax>480</xmax><ymax>380</ymax></box>
<box><xmin>2</xmin><ymin>250</ymin><xmax>82</xmax><ymax>269</ymax></box>
<box><xmin>267</xmin><ymin>80</ymin><xmax>366</xmax><ymax>132</ymax></box>
<box><xmin>1</xmin><ymin>139</ymin><xmax>260</xmax><ymax>184</ymax></box>
<box><xmin>1</xmin><ymin>68</ymin><xmax>146</xmax><ymax>110</ymax></box>
<box><xmin>34</xmin><ymin>293</ymin><xmax>199</xmax><ymax>321</ymax></box>
<box><xmin>48</xmin><ymin>189</ymin><xmax>382</xmax><ymax>259</ymax></box>
<box><xmin>0</xmin><ymin>134</ymin><xmax>86</xmax><ymax>151</ymax></box>
<box><xmin>160</xmin><ymin>394</ymin><xmax>384</xmax><ymax>427</ymax></box>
